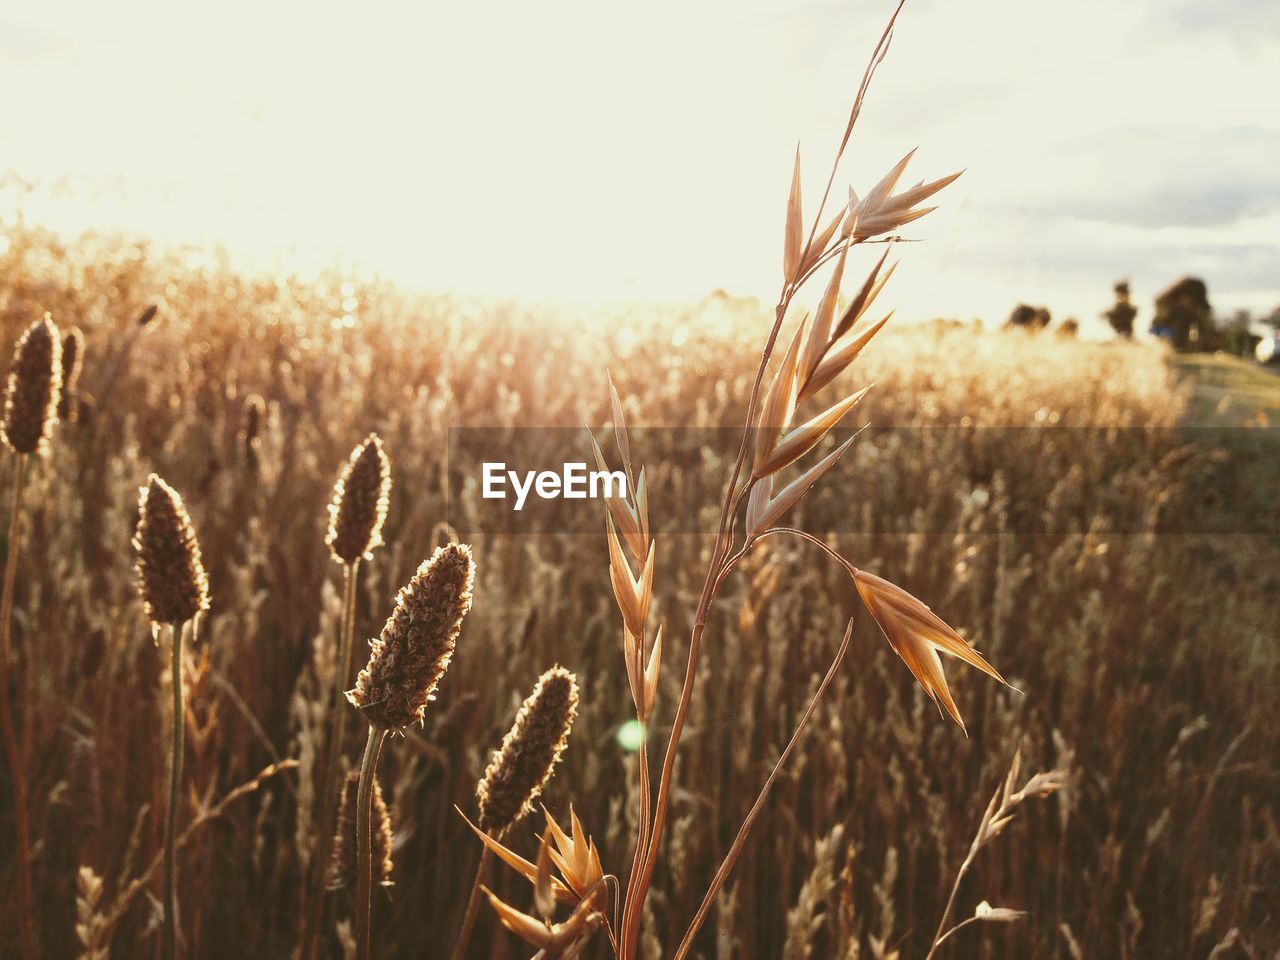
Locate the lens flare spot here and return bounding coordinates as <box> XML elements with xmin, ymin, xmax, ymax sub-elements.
<box><xmin>616</xmin><ymin>719</ymin><xmax>646</xmax><ymax>753</ymax></box>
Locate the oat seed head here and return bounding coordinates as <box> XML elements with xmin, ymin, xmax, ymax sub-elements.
<box><xmin>326</xmin><ymin>770</ymin><xmax>394</xmax><ymax>890</ymax></box>
<box><xmin>133</xmin><ymin>474</ymin><xmax>210</xmax><ymax>625</ymax></box>
<box><xmin>347</xmin><ymin>543</ymin><xmax>475</xmax><ymax>730</ymax></box>
<box><xmin>477</xmin><ymin>666</ymin><xmax>580</xmax><ymax>836</ymax></box>
<box><xmin>2</xmin><ymin>314</ymin><xmax>63</xmax><ymax>456</ymax></box>
<box><xmin>326</xmin><ymin>433</ymin><xmax>392</xmax><ymax>564</ymax></box>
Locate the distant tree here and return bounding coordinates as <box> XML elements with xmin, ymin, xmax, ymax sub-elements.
<box><xmin>1058</xmin><ymin>317</ymin><xmax>1080</xmax><ymax>338</ymax></box>
<box><xmin>1007</xmin><ymin>303</ymin><xmax>1051</xmax><ymax>331</ymax></box>
<box><xmin>1103</xmin><ymin>280</ymin><xmax>1137</xmax><ymax>338</ymax></box>
<box><xmin>1152</xmin><ymin>277</ymin><xmax>1214</xmax><ymax>351</ymax></box>
<box><xmin>1221</xmin><ymin>309</ymin><xmax>1259</xmax><ymax>358</ymax></box>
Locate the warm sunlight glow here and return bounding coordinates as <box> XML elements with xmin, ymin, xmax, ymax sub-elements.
<box><xmin>2</xmin><ymin>0</ymin><xmax>1277</xmax><ymax>324</ymax></box>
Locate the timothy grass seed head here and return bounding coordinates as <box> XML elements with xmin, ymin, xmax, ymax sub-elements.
<box><xmin>326</xmin><ymin>433</ymin><xmax>392</xmax><ymax>564</ymax></box>
<box><xmin>477</xmin><ymin>666</ymin><xmax>580</xmax><ymax>836</ymax></box>
<box><xmin>133</xmin><ymin>474</ymin><xmax>210</xmax><ymax>625</ymax></box>
<box><xmin>2</xmin><ymin>314</ymin><xmax>63</xmax><ymax>456</ymax></box>
<box><xmin>347</xmin><ymin>543</ymin><xmax>475</xmax><ymax>730</ymax></box>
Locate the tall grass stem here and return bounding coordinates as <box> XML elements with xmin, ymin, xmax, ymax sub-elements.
<box><xmin>355</xmin><ymin>725</ymin><xmax>386</xmax><ymax>960</ymax></box>
<box><xmin>0</xmin><ymin>452</ymin><xmax>35</xmax><ymax>960</ymax></box>
<box><xmin>449</xmin><ymin>845</ymin><xmax>493</xmax><ymax>960</ymax></box>
<box><xmin>163</xmin><ymin>619</ymin><xmax>187</xmax><ymax>960</ymax></box>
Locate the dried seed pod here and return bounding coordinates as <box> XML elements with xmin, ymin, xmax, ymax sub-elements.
<box><xmin>326</xmin><ymin>771</ymin><xmax>394</xmax><ymax>890</ymax></box>
<box><xmin>326</xmin><ymin>434</ymin><xmax>392</xmax><ymax>564</ymax></box>
<box><xmin>2</xmin><ymin>314</ymin><xmax>63</xmax><ymax>456</ymax></box>
<box><xmin>347</xmin><ymin>544</ymin><xmax>475</xmax><ymax>730</ymax></box>
<box><xmin>133</xmin><ymin>475</ymin><xmax>210</xmax><ymax>625</ymax></box>
<box><xmin>477</xmin><ymin>666</ymin><xmax>579</xmax><ymax>836</ymax></box>
<box><xmin>57</xmin><ymin>326</ymin><xmax>85</xmax><ymax>422</ymax></box>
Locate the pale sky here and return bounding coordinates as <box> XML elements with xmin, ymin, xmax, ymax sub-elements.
<box><xmin>2</xmin><ymin>0</ymin><xmax>1278</xmax><ymax>329</ymax></box>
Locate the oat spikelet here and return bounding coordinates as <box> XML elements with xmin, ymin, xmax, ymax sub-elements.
<box><xmin>327</xmin><ymin>771</ymin><xmax>394</xmax><ymax>890</ymax></box>
<box><xmin>477</xmin><ymin>666</ymin><xmax>580</xmax><ymax>836</ymax></box>
<box><xmin>2</xmin><ymin>314</ymin><xmax>63</xmax><ymax>456</ymax></box>
<box><xmin>133</xmin><ymin>475</ymin><xmax>210</xmax><ymax>625</ymax></box>
<box><xmin>326</xmin><ymin>434</ymin><xmax>392</xmax><ymax>564</ymax></box>
<box><xmin>57</xmin><ymin>326</ymin><xmax>85</xmax><ymax>422</ymax></box>
<box><xmin>347</xmin><ymin>543</ymin><xmax>475</xmax><ymax>730</ymax></box>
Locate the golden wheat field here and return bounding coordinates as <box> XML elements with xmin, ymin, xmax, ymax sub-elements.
<box><xmin>0</xmin><ymin>216</ymin><xmax>1277</xmax><ymax>960</ymax></box>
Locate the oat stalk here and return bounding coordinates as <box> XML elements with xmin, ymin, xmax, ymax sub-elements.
<box><xmin>673</xmin><ymin>620</ymin><xmax>853</xmax><ymax>958</ymax></box>
<box><xmin>611</xmin><ymin>4</ymin><xmax>1007</xmax><ymax>953</ymax></box>
<box><xmin>924</xmin><ymin>751</ymin><xmax>1067</xmax><ymax>959</ymax></box>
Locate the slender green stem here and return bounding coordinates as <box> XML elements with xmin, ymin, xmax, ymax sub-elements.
<box><xmin>301</xmin><ymin>560</ymin><xmax>359</xmax><ymax>960</ymax></box>
<box><xmin>163</xmin><ymin>619</ymin><xmax>187</xmax><ymax>960</ymax></box>
<box><xmin>449</xmin><ymin>845</ymin><xmax>493</xmax><ymax>960</ymax></box>
<box><xmin>0</xmin><ymin>453</ymin><xmax>35</xmax><ymax>960</ymax></box>
<box><xmin>355</xmin><ymin>725</ymin><xmax>386</xmax><ymax>960</ymax></box>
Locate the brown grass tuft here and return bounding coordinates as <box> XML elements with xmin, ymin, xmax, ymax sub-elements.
<box><xmin>327</xmin><ymin>770</ymin><xmax>393</xmax><ymax>890</ymax></box>
<box><xmin>326</xmin><ymin>434</ymin><xmax>392</xmax><ymax>565</ymax></box>
<box><xmin>132</xmin><ymin>474</ymin><xmax>210</xmax><ymax>625</ymax></box>
<box><xmin>2</xmin><ymin>314</ymin><xmax>63</xmax><ymax>456</ymax></box>
<box><xmin>347</xmin><ymin>543</ymin><xmax>475</xmax><ymax>730</ymax></box>
<box><xmin>477</xmin><ymin>666</ymin><xmax>580</xmax><ymax>836</ymax></box>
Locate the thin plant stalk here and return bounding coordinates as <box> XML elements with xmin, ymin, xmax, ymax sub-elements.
<box><xmin>163</xmin><ymin>619</ymin><xmax>188</xmax><ymax>960</ymax></box>
<box><xmin>448</xmin><ymin>846</ymin><xmax>493</xmax><ymax>960</ymax></box>
<box><xmin>619</xmin><ymin>11</ymin><xmax>906</xmax><ymax>949</ymax></box>
<box><xmin>925</xmin><ymin>845</ymin><xmax>978</xmax><ymax>960</ymax></box>
<box><xmin>0</xmin><ymin>451</ymin><xmax>35</xmax><ymax>960</ymax></box>
<box><xmin>301</xmin><ymin>559</ymin><xmax>360</xmax><ymax>960</ymax></box>
<box><xmin>674</xmin><ymin>620</ymin><xmax>852</xmax><ymax>958</ymax></box>
<box><xmin>355</xmin><ymin>725</ymin><xmax>387</xmax><ymax>960</ymax></box>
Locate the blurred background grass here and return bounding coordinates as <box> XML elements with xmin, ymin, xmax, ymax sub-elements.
<box><xmin>0</xmin><ymin>224</ymin><xmax>1277</xmax><ymax>958</ymax></box>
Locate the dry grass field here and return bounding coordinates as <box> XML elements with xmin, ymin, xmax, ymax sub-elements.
<box><xmin>0</xmin><ymin>222</ymin><xmax>1277</xmax><ymax>959</ymax></box>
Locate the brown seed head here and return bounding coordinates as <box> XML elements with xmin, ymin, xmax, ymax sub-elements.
<box><xmin>326</xmin><ymin>434</ymin><xmax>392</xmax><ymax>564</ymax></box>
<box><xmin>477</xmin><ymin>666</ymin><xmax>580</xmax><ymax>836</ymax></box>
<box><xmin>2</xmin><ymin>314</ymin><xmax>63</xmax><ymax>456</ymax></box>
<box><xmin>56</xmin><ymin>326</ymin><xmax>85</xmax><ymax>422</ymax></box>
<box><xmin>133</xmin><ymin>474</ymin><xmax>210</xmax><ymax>625</ymax></box>
<box><xmin>326</xmin><ymin>770</ymin><xmax>394</xmax><ymax>890</ymax></box>
<box><xmin>347</xmin><ymin>543</ymin><xmax>475</xmax><ymax>730</ymax></box>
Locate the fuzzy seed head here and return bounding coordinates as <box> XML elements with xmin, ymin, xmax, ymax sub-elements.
<box><xmin>326</xmin><ymin>771</ymin><xmax>394</xmax><ymax>890</ymax></box>
<box><xmin>56</xmin><ymin>326</ymin><xmax>85</xmax><ymax>422</ymax></box>
<box><xmin>347</xmin><ymin>543</ymin><xmax>475</xmax><ymax>730</ymax></box>
<box><xmin>2</xmin><ymin>315</ymin><xmax>63</xmax><ymax>456</ymax></box>
<box><xmin>477</xmin><ymin>666</ymin><xmax>580</xmax><ymax>835</ymax></box>
<box><xmin>326</xmin><ymin>434</ymin><xmax>392</xmax><ymax>564</ymax></box>
<box><xmin>133</xmin><ymin>474</ymin><xmax>210</xmax><ymax>625</ymax></box>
